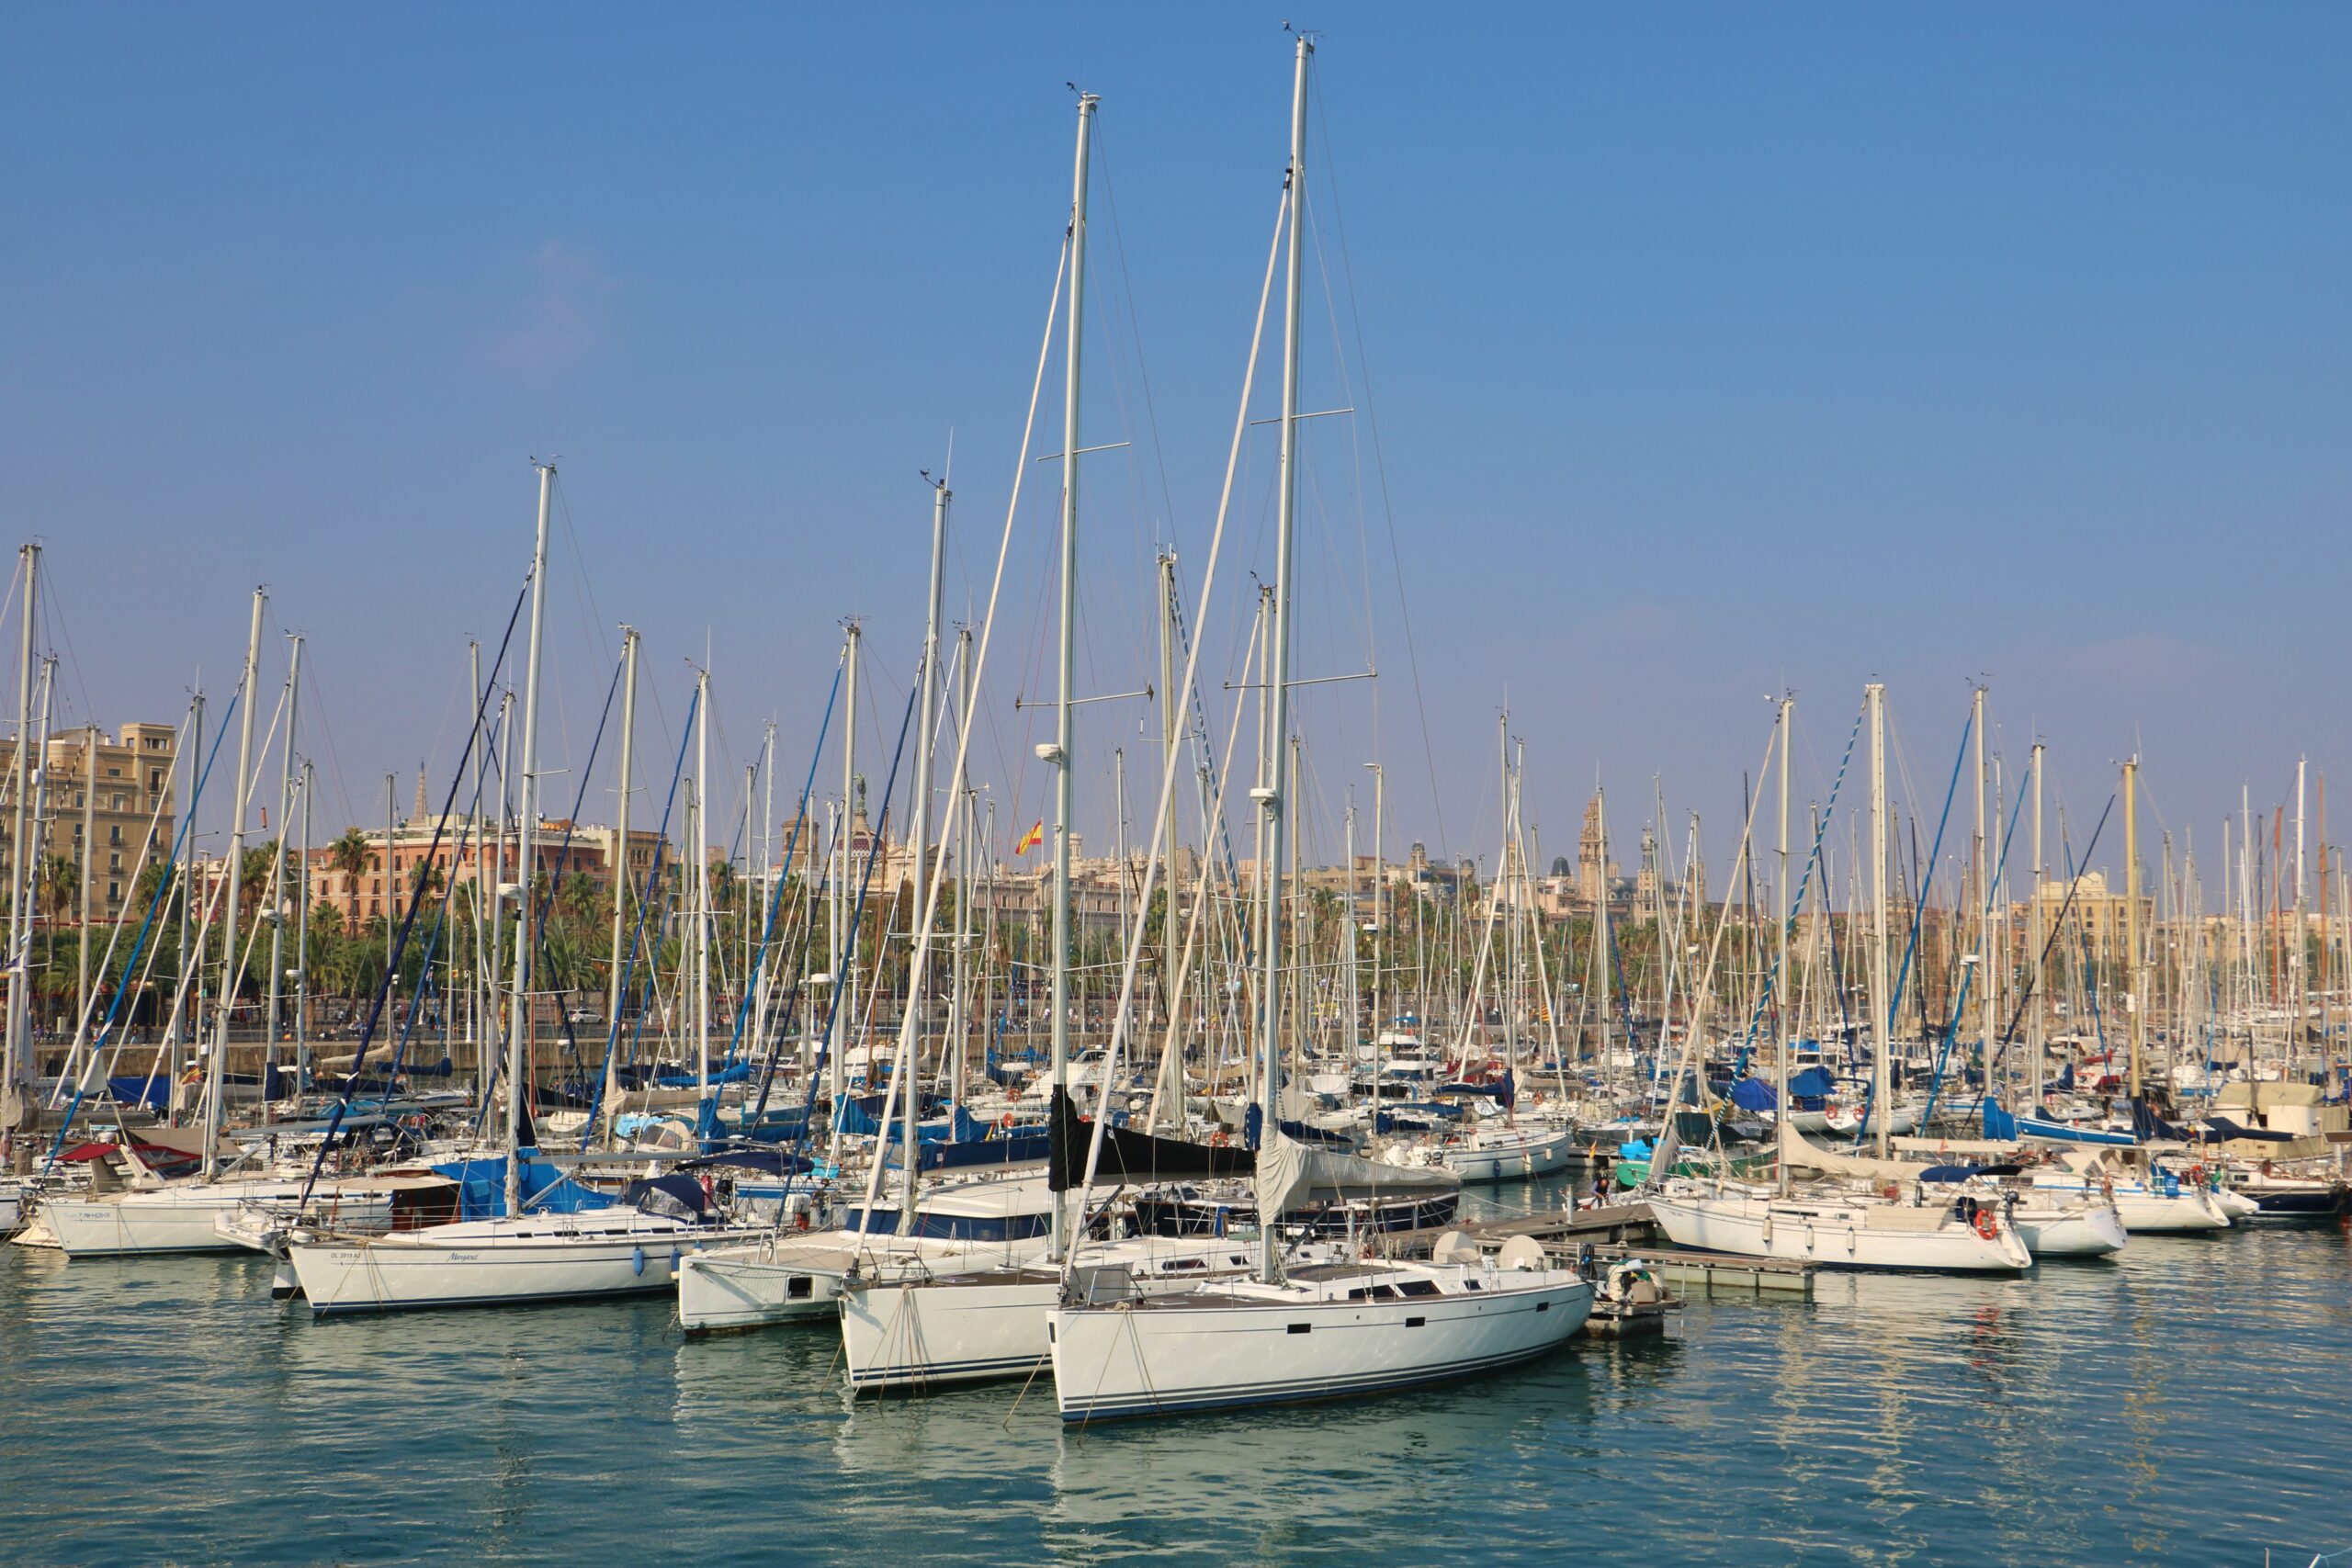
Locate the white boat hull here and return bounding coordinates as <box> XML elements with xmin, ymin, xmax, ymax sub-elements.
<box><xmin>2010</xmin><ymin>1202</ymin><xmax>2128</xmax><ymax>1258</ymax></box>
<box><xmin>1049</xmin><ymin>1264</ymin><xmax>1595</xmax><ymax>1422</ymax></box>
<box><xmin>290</xmin><ymin>1217</ymin><xmax>770</xmax><ymax>1314</ymax></box>
<box><xmin>677</xmin><ymin>1230</ymin><xmax>1049</xmax><ymax>1333</ymax></box>
<box><xmin>1645</xmin><ymin>1190</ymin><xmax>2032</xmax><ymax>1272</ymax></box>
<box><xmin>43</xmin><ymin>1180</ymin><xmax>382</xmax><ymax>1258</ymax></box>
<box><xmin>837</xmin><ymin>1236</ymin><xmax>1269</xmax><ymax>1393</ymax></box>
<box><xmin>1438</xmin><ymin>1125</ymin><xmax>1577</xmax><ymax>1183</ymax></box>
<box><xmin>2030</xmin><ymin>1178</ymin><xmax>2231</xmax><ymax>1233</ymax></box>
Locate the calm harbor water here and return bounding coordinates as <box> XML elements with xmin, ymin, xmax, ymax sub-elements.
<box><xmin>3</xmin><ymin>1190</ymin><xmax>2346</xmax><ymax>1567</ymax></box>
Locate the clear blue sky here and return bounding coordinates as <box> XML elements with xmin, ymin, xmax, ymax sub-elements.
<box><xmin>6</xmin><ymin>5</ymin><xmax>2346</xmax><ymax>891</ymax></box>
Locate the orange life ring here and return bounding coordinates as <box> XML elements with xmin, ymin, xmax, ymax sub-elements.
<box><xmin>1973</xmin><ymin>1210</ymin><xmax>1999</xmax><ymax>1242</ymax></box>
<box><xmin>1211</xmin><ymin>1130</ymin><xmax>1229</xmax><ymax>1148</ymax></box>
<box><xmin>1000</xmin><ymin>1112</ymin><xmax>1015</xmax><ymax>1132</ymax></box>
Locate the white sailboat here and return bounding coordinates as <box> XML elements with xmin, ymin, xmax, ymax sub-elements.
<box><xmin>678</xmin><ymin>1171</ymin><xmax>1055</xmax><ymax>1332</ymax></box>
<box><xmin>833</xmin><ymin>86</ymin><xmax>1284</xmax><ymax>1393</ymax></box>
<box><xmin>288</xmin><ymin>468</ymin><xmax>769</xmax><ymax>1313</ymax></box>
<box><xmin>2028</xmin><ymin>1146</ymin><xmax>2232</xmax><ymax>1233</ymax></box>
<box><xmin>37</xmin><ymin>589</ymin><xmax>356</xmax><ymax>1259</ymax></box>
<box><xmin>1641</xmin><ymin>694</ymin><xmax>2033</xmax><ymax>1274</ymax></box>
<box><xmin>1047</xmin><ymin>38</ymin><xmax>1592</xmax><ymax>1422</ymax></box>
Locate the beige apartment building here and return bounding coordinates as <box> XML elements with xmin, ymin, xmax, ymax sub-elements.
<box><xmin>0</xmin><ymin>722</ymin><xmax>179</xmax><ymax>923</ymax></box>
<box><xmin>299</xmin><ymin>815</ymin><xmax>671</xmax><ymax>923</ymax></box>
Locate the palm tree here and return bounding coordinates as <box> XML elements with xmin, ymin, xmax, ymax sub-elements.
<box><xmin>241</xmin><ymin>842</ymin><xmax>277</xmax><ymax>922</ymax></box>
<box><xmin>40</xmin><ymin>853</ymin><xmax>79</xmax><ymax>921</ymax></box>
<box><xmin>329</xmin><ymin>828</ymin><xmax>372</xmax><ymax>906</ymax></box>
<box><xmin>133</xmin><ymin>859</ymin><xmax>175</xmax><ymax>914</ymax></box>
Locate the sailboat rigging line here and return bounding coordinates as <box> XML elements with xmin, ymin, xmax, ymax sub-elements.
<box><xmin>1978</xmin><ymin>795</ymin><xmax>2116</xmax><ymax>1092</ymax></box>
<box><xmin>51</xmin><ymin>704</ymin><xmax>198</xmax><ymax>1104</ymax></box>
<box><xmin>40</xmin><ymin>697</ymin><xmax>238</xmax><ymax>1169</ymax></box>
<box><xmin>1069</xmin><ymin>174</ymin><xmax>1292</xmax><ymax>1247</ymax></box>
<box><xmin>294</xmin><ymin>576</ymin><xmax>530</xmax><ymax>1212</ymax></box>
<box><xmin>805</xmin><ymin>229</ymin><xmax>1073</xmax><ymax>1235</ymax></box>
<box><xmin>511</xmin><ymin>650</ymin><xmax>624</xmax><ymax>1094</ymax></box>
<box><xmin>2064</xmin><ymin>818</ymin><xmax>2120</xmax><ymax>1084</ymax></box>
<box><xmin>1858</xmin><ymin>705</ymin><xmax>1973</xmax><ymax>1145</ymax></box>
<box><xmin>786</xmin><ymin>670</ymin><xmax>912</xmax><ymax>1215</ymax></box>
<box><xmin>726</xmin><ymin>657</ymin><xmax>842</xmax><ymax>1123</ymax></box>
<box><xmin>1705</xmin><ymin>698</ymin><xmax>1866</xmax><ymax>1150</ymax></box>
<box><xmin>1306</xmin><ymin>66</ymin><xmax>1438</xmax><ymax>859</ymax></box>
<box><xmin>1919</xmin><ymin>750</ymin><xmax>2032</xmax><ymax>1127</ymax></box>
<box><xmin>1641</xmin><ymin>722</ymin><xmax>1782</xmax><ymax>1186</ymax></box>
<box><xmin>582</xmin><ymin>679</ymin><xmax>700</xmax><ymax>1151</ymax></box>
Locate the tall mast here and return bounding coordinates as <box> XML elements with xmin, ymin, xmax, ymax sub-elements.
<box><xmin>296</xmin><ymin>757</ymin><xmax>313</xmax><ymax>1091</ymax></box>
<box><xmin>203</xmin><ymin>587</ymin><xmax>267</xmax><ymax>1180</ymax></box>
<box><xmin>504</xmin><ymin>463</ymin><xmax>554</xmax><ymax>1217</ymax></box>
<box><xmin>1775</xmin><ymin>694</ymin><xmax>1792</xmax><ymax>1195</ymax></box>
<box><xmin>466</xmin><ymin>640</ymin><xmax>484</xmax><ymax>1075</ymax></box>
<box><xmin>1596</xmin><ymin>787</ymin><xmax>1612</xmax><ymax>1069</ymax></box>
<box><xmin>490</xmin><ymin>686</ymin><xmax>514</xmax><ymax>1111</ymax></box>
<box><xmin>2122</xmin><ymin>755</ymin><xmax>2141</xmax><ymax>1100</ymax></box>
<box><xmin>603</xmin><ymin>626</ymin><xmax>638</xmax><ymax>1143</ymax></box>
<box><xmin>756</xmin><ymin>720</ymin><xmax>776</xmax><ymax>1062</ymax></box>
<box><xmin>1973</xmin><ymin>684</ymin><xmax>1987</xmax><ymax>1051</ymax></box>
<box><xmin>1251</xmin><ymin>33</ymin><xmax>1311</xmax><ymax>1280</ymax></box>
<box><xmin>72</xmin><ymin>724</ymin><xmax>96</xmax><ymax>1077</ymax></box>
<box><xmin>385</xmin><ymin>773</ymin><xmax>396</xmax><ymax>1047</ymax></box>
<box><xmin>3</xmin><ymin>545</ymin><xmax>39</xmax><ymax>1153</ymax></box>
<box><xmin>1366</xmin><ymin>761</ymin><xmax>1385</xmax><ymax>1032</ymax></box>
<box><xmin>2293</xmin><ymin>756</ymin><xmax>2308</xmax><ymax>1075</ymax></box>
<box><xmin>1153</xmin><ymin>558</ymin><xmax>1184</xmax><ymax>1045</ymax></box>
<box><xmin>1867</xmin><ymin>682</ymin><xmax>1889</xmax><ymax>1159</ymax></box>
<box><xmin>2030</xmin><ymin>741</ymin><xmax>2045</xmax><ymax>1105</ymax></box>
<box><xmin>171</xmin><ymin>685</ymin><xmax>202</xmax><ymax>1100</ymax></box>
<box><xmin>1046</xmin><ymin>87</ymin><xmax>1097</xmax><ymax>1264</ymax></box>
<box><xmin>950</xmin><ymin>625</ymin><xmax>975</xmax><ymax>1118</ymax></box>
<box><xmin>693</xmin><ymin>667</ymin><xmax>712</xmax><ymax>1134</ymax></box>
<box><xmin>899</xmin><ymin>476</ymin><xmax>949</xmax><ymax>1230</ymax></box>
<box><xmin>831</xmin><ymin>620</ymin><xmax>860</xmax><ymax>1145</ymax></box>
<box><xmin>264</xmin><ymin>635</ymin><xmax>302</xmax><ymax>1102</ymax></box>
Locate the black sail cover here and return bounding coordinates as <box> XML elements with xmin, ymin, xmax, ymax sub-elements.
<box><xmin>1046</xmin><ymin>1086</ymin><xmax>1255</xmax><ymax>1192</ymax></box>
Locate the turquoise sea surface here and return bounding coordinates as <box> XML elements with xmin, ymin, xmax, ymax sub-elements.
<box><xmin>2</xmin><ymin>1184</ymin><xmax>2345</xmax><ymax>1566</ymax></box>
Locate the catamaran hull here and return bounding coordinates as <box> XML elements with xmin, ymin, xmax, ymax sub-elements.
<box><xmin>1048</xmin><ymin>1276</ymin><xmax>1595</xmax><ymax>1422</ymax></box>
<box><xmin>1645</xmin><ymin>1194</ymin><xmax>2033</xmax><ymax>1272</ymax></box>
<box><xmin>291</xmin><ymin>1224</ymin><xmax>770</xmax><ymax>1314</ymax></box>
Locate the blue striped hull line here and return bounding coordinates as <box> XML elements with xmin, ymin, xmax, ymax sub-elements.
<box><xmin>846</xmin><ymin>1350</ymin><xmax>1046</xmax><ymax>1393</ymax></box>
<box><xmin>309</xmin><ymin>1280</ymin><xmax>673</xmax><ymax>1316</ymax></box>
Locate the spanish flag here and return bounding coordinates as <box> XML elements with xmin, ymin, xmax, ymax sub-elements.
<box><xmin>1016</xmin><ymin>819</ymin><xmax>1045</xmax><ymax>856</ymax></box>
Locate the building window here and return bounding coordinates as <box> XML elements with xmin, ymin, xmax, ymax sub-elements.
<box><xmin>150</xmin><ymin>769</ymin><xmax>164</xmax><ymax>792</ymax></box>
<box><xmin>108</xmin><ymin>882</ymin><xmax>120</xmax><ymax>901</ymax></box>
<box><xmin>109</xmin><ymin>853</ymin><xmax>121</xmax><ymax>871</ymax></box>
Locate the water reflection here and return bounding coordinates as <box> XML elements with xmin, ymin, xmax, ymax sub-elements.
<box><xmin>3</xmin><ymin>1210</ymin><xmax>2346</xmax><ymax>1565</ymax></box>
